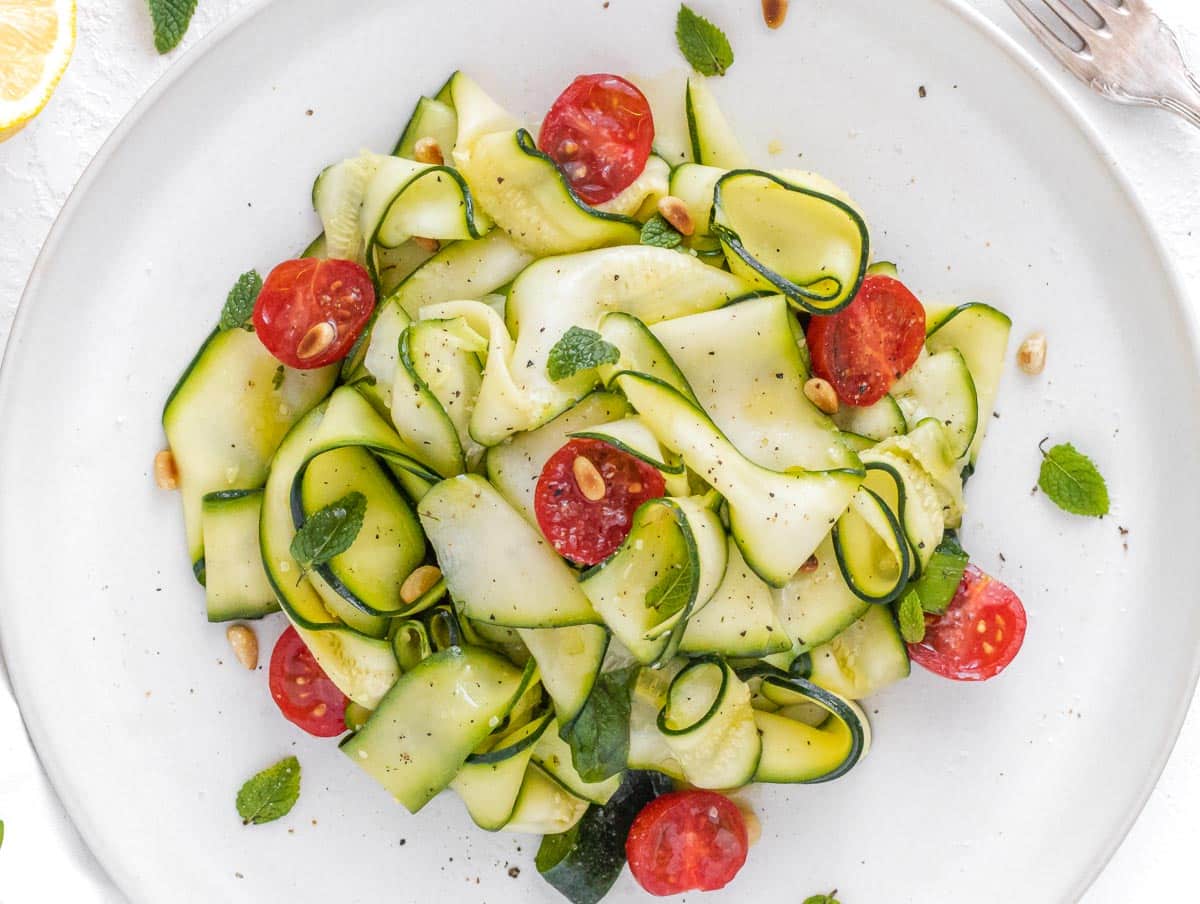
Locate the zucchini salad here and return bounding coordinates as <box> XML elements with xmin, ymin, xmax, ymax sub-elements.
<box><xmin>162</xmin><ymin>71</ymin><xmax>1026</xmax><ymax>900</ymax></box>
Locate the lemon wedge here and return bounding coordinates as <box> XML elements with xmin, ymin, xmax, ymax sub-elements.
<box><xmin>0</xmin><ymin>0</ymin><xmax>77</xmax><ymax>142</ymax></box>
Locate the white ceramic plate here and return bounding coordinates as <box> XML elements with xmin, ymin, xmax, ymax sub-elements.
<box><xmin>3</xmin><ymin>0</ymin><xmax>1199</xmax><ymax>901</ymax></box>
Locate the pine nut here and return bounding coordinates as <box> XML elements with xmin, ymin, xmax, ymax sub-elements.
<box><xmin>800</xmin><ymin>554</ymin><xmax>820</xmax><ymax>574</ymax></box>
<box><xmin>297</xmin><ymin>320</ymin><xmax>337</xmax><ymax>360</ymax></box>
<box><xmin>657</xmin><ymin>195</ymin><xmax>695</xmax><ymax>236</ymax></box>
<box><xmin>572</xmin><ymin>456</ymin><xmax>607</xmax><ymax>501</ymax></box>
<box><xmin>412</xmin><ymin>136</ymin><xmax>444</xmax><ymax>165</ymax></box>
<box><xmin>738</xmin><ymin>805</ymin><xmax>763</xmax><ymax>846</ymax></box>
<box><xmin>1017</xmin><ymin>331</ymin><xmax>1046</xmax><ymax>375</ymax></box>
<box><xmin>154</xmin><ymin>449</ymin><xmax>179</xmax><ymax>490</ymax></box>
<box><xmin>804</xmin><ymin>377</ymin><xmax>839</xmax><ymax>415</ymax></box>
<box><xmin>401</xmin><ymin>565</ymin><xmax>442</xmax><ymax>604</ymax></box>
<box><xmin>762</xmin><ymin>0</ymin><xmax>789</xmax><ymax>29</ymax></box>
<box><xmin>226</xmin><ymin>624</ymin><xmax>259</xmax><ymax>670</ymax></box>
<box><xmin>413</xmin><ymin>236</ymin><xmax>441</xmax><ymax>253</ymax></box>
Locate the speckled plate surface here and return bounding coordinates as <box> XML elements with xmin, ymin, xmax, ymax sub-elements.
<box><xmin>2</xmin><ymin>0</ymin><xmax>1199</xmax><ymax>901</ymax></box>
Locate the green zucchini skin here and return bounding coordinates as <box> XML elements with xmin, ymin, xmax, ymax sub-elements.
<box><xmin>535</xmin><ymin>770</ymin><xmax>673</xmax><ymax>904</ymax></box>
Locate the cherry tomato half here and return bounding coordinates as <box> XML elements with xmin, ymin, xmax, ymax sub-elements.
<box><xmin>625</xmin><ymin>790</ymin><xmax>749</xmax><ymax>896</ymax></box>
<box><xmin>252</xmin><ymin>258</ymin><xmax>375</xmax><ymax>369</ymax></box>
<box><xmin>806</xmin><ymin>274</ymin><xmax>926</xmax><ymax>407</ymax></box>
<box><xmin>268</xmin><ymin>626</ymin><xmax>349</xmax><ymax>737</ymax></box>
<box><xmin>538</xmin><ymin>73</ymin><xmax>655</xmax><ymax>205</ymax></box>
<box><xmin>534</xmin><ymin>437</ymin><xmax>666</xmax><ymax>566</ymax></box>
<box><xmin>908</xmin><ymin>565</ymin><xmax>1027</xmax><ymax>681</ymax></box>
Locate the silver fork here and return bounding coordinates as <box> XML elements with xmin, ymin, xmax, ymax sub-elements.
<box><xmin>1004</xmin><ymin>0</ymin><xmax>1200</xmax><ymax>129</ymax></box>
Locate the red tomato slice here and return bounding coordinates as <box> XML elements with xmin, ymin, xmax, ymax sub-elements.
<box><xmin>625</xmin><ymin>790</ymin><xmax>749</xmax><ymax>896</ymax></box>
<box><xmin>252</xmin><ymin>258</ymin><xmax>375</xmax><ymax>370</ymax></box>
<box><xmin>908</xmin><ymin>565</ymin><xmax>1027</xmax><ymax>681</ymax></box>
<box><xmin>806</xmin><ymin>274</ymin><xmax>926</xmax><ymax>407</ymax></box>
<box><xmin>538</xmin><ymin>73</ymin><xmax>654</xmax><ymax>205</ymax></box>
<box><xmin>534</xmin><ymin>437</ymin><xmax>666</xmax><ymax>566</ymax></box>
<box><xmin>268</xmin><ymin>626</ymin><xmax>349</xmax><ymax>737</ymax></box>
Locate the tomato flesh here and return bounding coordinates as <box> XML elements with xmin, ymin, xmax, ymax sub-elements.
<box><xmin>252</xmin><ymin>258</ymin><xmax>375</xmax><ymax>369</ymax></box>
<box><xmin>534</xmin><ymin>438</ymin><xmax>665</xmax><ymax>566</ymax></box>
<box><xmin>806</xmin><ymin>274</ymin><xmax>926</xmax><ymax>407</ymax></box>
<box><xmin>538</xmin><ymin>73</ymin><xmax>654</xmax><ymax>205</ymax></box>
<box><xmin>908</xmin><ymin>565</ymin><xmax>1027</xmax><ymax>681</ymax></box>
<box><xmin>268</xmin><ymin>626</ymin><xmax>349</xmax><ymax>737</ymax></box>
<box><xmin>625</xmin><ymin>790</ymin><xmax>749</xmax><ymax>896</ymax></box>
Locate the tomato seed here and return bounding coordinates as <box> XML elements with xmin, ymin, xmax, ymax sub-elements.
<box><xmin>312</xmin><ymin>703</ymin><xmax>327</xmax><ymax>717</ymax></box>
<box><xmin>559</xmin><ymin>139</ymin><xmax>579</xmax><ymax>158</ymax></box>
<box><xmin>297</xmin><ymin>321</ymin><xmax>337</xmax><ymax>359</ymax></box>
<box><xmin>976</xmin><ymin>619</ymin><xmax>987</xmax><ymax>634</ymax></box>
<box><xmin>982</xmin><ymin>641</ymin><xmax>995</xmax><ymax>655</ymax></box>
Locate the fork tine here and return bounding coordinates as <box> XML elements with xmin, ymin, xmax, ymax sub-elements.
<box><xmin>1040</xmin><ymin>0</ymin><xmax>1099</xmax><ymax>36</ymax></box>
<box><xmin>1003</xmin><ymin>0</ymin><xmax>1085</xmax><ymax>56</ymax></box>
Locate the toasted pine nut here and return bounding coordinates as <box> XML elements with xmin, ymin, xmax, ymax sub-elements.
<box><xmin>800</xmin><ymin>554</ymin><xmax>820</xmax><ymax>574</ymax></box>
<box><xmin>804</xmin><ymin>377</ymin><xmax>839</xmax><ymax>415</ymax></box>
<box><xmin>297</xmin><ymin>321</ymin><xmax>337</xmax><ymax>360</ymax></box>
<box><xmin>413</xmin><ymin>236</ymin><xmax>441</xmax><ymax>253</ymax></box>
<box><xmin>738</xmin><ymin>805</ymin><xmax>763</xmax><ymax>846</ymax></box>
<box><xmin>154</xmin><ymin>449</ymin><xmax>179</xmax><ymax>490</ymax></box>
<box><xmin>400</xmin><ymin>565</ymin><xmax>442</xmax><ymax>604</ymax></box>
<box><xmin>412</xmin><ymin>136</ymin><xmax>444</xmax><ymax>165</ymax></box>
<box><xmin>573</xmin><ymin>456</ymin><xmax>606</xmax><ymax>501</ymax></box>
<box><xmin>226</xmin><ymin>625</ymin><xmax>259</xmax><ymax>670</ymax></box>
<box><xmin>762</xmin><ymin>0</ymin><xmax>789</xmax><ymax>29</ymax></box>
<box><xmin>1017</xmin><ymin>331</ymin><xmax>1046</xmax><ymax>375</ymax></box>
<box><xmin>657</xmin><ymin>195</ymin><xmax>695</xmax><ymax>236</ymax></box>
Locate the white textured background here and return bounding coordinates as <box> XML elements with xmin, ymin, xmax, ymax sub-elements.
<box><xmin>0</xmin><ymin>0</ymin><xmax>1197</xmax><ymax>900</ymax></box>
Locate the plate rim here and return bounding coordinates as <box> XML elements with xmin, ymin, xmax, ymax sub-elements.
<box><xmin>1</xmin><ymin>0</ymin><xmax>1197</xmax><ymax>900</ymax></box>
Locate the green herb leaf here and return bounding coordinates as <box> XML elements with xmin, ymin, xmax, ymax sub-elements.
<box><xmin>289</xmin><ymin>491</ymin><xmax>367</xmax><ymax>578</ymax></box>
<box><xmin>912</xmin><ymin>532</ymin><xmax>969</xmax><ymax>615</ymax></box>
<box><xmin>896</xmin><ymin>589</ymin><xmax>926</xmax><ymax>644</ymax></box>
<box><xmin>1038</xmin><ymin>440</ymin><xmax>1109</xmax><ymax>517</ymax></box>
<box><xmin>676</xmin><ymin>4</ymin><xmax>735</xmax><ymax>77</ymax></box>
<box><xmin>644</xmin><ymin>562</ymin><xmax>695</xmax><ymax>619</ymax></box>
<box><xmin>271</xmin><ymin>365</ymin><xmax>285</xmax><ymax>391</ymax></box>
<box><xmin>0</xmin><ymin>819</ymin><xmax>4</xmax><ymax>850</ymax></box>
<box><xmin>802</xmin><ymin>894</ymin><xmax>841</xmax><ymax>904</ymax></box>
<box><xmin>547</xmin><ymin>326</ymin><xmax>621</xmax><ymax>382</ymax></box>
<box><xmin>219</xmin><ymin>269</ymin><xmax>263</xmax><ymax>332</ymax></box>
<box><xmin>147</xmin><ymin>0</ymin><xmax>199</xmax><ymax>54</ymax></box>
<box><xmin>560</xmin><ymin>666</ymin><xmax>637</xmax><ymax>783</ymax></box>
<box><xmin>640</xmin><ymin>214</ymin><xmax>683</xmax><ymax>249</ymax></box>
<box><xmin>236</xmin><ymin>756</ymin><xmax>301</xmax><ymax>826</ymax></box>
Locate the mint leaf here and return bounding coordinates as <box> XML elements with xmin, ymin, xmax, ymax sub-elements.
<box><xmin>547</xmin><ymin>326</ymin><xmax>620</xmax><ymax>382</ymax></box>
<box><xmin>272</xmin><ymin>365</ymin><xmax>285</xmax><ymax>391</ymax></box>
<box><xmin>236</xmin><ymin>756</ymin><xmax>301</xmax><ymax>826</ymax></box>
<box><xmin>896</xmin><ymin>589</ymin><xmax>925</xmax><ymax>644</ymax></box>
<box><xmin>640</xmin><ymin>214</ymin><xmax>683</xmax><ymax>249</ymax></box>
<box><xmin>219</xmin><ymin>269</ymin><xmax>263</xmax><ymax>331</ymax></box>
<box><xmin>645</xmin><ymin>562</ymin><xmax>694</xmax><ymax>619</ymax></box>
<box><xmin>803</xmin><ymin>894</ymin><xmax>841</xmax><ymax>904</ymax></box>
<box><xmin>560</xmin><ymin>666</ymin><xmax>637</xmax><ymax>783</ymax></box>
<box><xmin>676</xmin><ymin>5</ymin><xmax>734</xmax><ymax>77</ymax></box>
<box><xmin>1038</xmin><ymin>440</ymin><xmax>1109</xmax><ymax>517</ymax></box>
<box><xmin>147</xmin><ymin>0</ymin><xmax>198</xmax><ymax>54</ymax></box>
<box><xmin>912</xmin><ymin>532</ymin><xmax>969</xmax><ymax>615</ymax></box>
<box><xmin>290</xmin><ymin>491</ymin><xmax>367</xmax><ymax>578</ymax></box>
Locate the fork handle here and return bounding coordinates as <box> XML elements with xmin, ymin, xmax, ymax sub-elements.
<box><xmin>1159</xmin><ymin>70</ymin><xmax>1200</xmax><ymax>131</ymax></box>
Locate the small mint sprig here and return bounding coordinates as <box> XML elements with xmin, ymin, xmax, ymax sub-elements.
<box><xmin>1037</xmin><ymin>439</ymin><xmax>1109</xmax><ymax>517</ymax></box>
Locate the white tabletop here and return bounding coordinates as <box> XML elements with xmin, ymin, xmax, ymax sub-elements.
<box><xmin>1</xmin><ymin>1</ymin><xmax>1196</xmax><ymax>900</ymax></box>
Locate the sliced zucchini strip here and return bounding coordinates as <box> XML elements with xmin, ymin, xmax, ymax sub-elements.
<box><xmin>418</xmin><ymin>474</ymin><xmax>600</xmax><ymax>628</ymax></box>
<box><xmin>616</xmin><ymin>372</ymin><xmax>862</xmax><ymax>587</ymax></box>
<box><xmin>926</xmin><ymin>302</ymin><xmax>1011</xmax><ymax>464</ymax></box>
<box><xmin>685</xmin><ymin>77</ymin><xmax>749</xmax><ymax>168</ymax></box>
<box><xmin>569</xmin><ymin>416</ymin><xmax>685</xmax><ymax>475</ymax></box>
<box><xmin>502</xmin><ymin>763</ymin><xmax>590</xmax><ymax>835</ymax></box>
<box><xmin>832</xmin><ymin>394</ymin><xmax>907</xmax><ymax>442</ymax></box>
<box><xmin>452</xmin><ymin>710</ymin><xmax>553</xmax><ymax>832</ymax></box>
<box><xmin>580</xmin><ymin>496</ymin><xmax>727</xmax><ymax>665</ymax></box>
<box><xmin>749</xmin><ymin>672</ymin><xmax>870</xmax><ymax>784</ymax></box>
<box><xmin>711</xmin><ymin>169</ymin><xmax>870</xmax><ymax>314</ymax></box>
<box><xmin>391</xmin><ymin>618</ymin><xmax>433</xmax><ymax>672</ymax></box>
<box><xmin>393</xmin><ymin>95</ymin><xmax>458</xmax><ymax>159</ymax></box>
<box><xmin>680</xmin><ymin>535</ymin><xmax>791</xmax><ymax>658</ymax></box>
<box><xmin>774</xmin><ymin>534</ymin><xmax>869</xmax><ymax>652</ymax></box>
<box><xmin>891</xmin><ymin>347</ymin><xmax>979</xmax><ymax>462</ymax></box>
<box><xmin>833</xmin><ymin>481</ymin><xmax>911</xmax><ymax>605</ymax></box>
<box><xmin>658</xmin><ymin>657</ymin><xmax>761</xmax><ymax>789</ymax></box>
<box><xmin>532</xmin><ymin>727</ymin><xmax>622</xmax><ymax>806</ymax></box>
<box><xmin>389</xmin><ymin>230</ymin><xmax>533</xmax><ymax>320</ymax></box>
<box><xmin>517</xmin><ymin>623</ymin><xmax>609</xmax><ymax>726</ymax></box>
<box><xmin>200</xmin><ymin>490</ymin><xmax>277</xmax><ymax>622</ymax></box>
<box><xmin>342</xmin><ymin>645</ymin><xmax>527</xmax><ymax>812</ymax></box>
<box><xmin>808</xmin><ymin>604</ymin><xmax>911</xmax><ymax>700</ymax></box>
